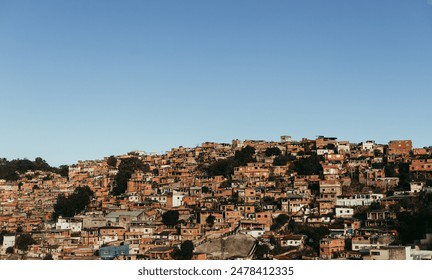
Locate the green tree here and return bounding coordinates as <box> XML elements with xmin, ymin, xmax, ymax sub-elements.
<box><xmin>254</xmin><ymin>243</ymin><xmax>270</xmax><ymax>260</ymax></box>
<box><xmin>202</xmin><ymin>146</ymin><xmax>256</xmax><ymax>178</ymax></box>
<box><xmin>206</xmin><ymin>158</ymin><xmax>236</xmax><ymax>178</ymax></box>
<box><xmin>234</xmin><ymin>145</ymin><xmax>256</xmax><ymax>166</ymax></box>
<box><xmin>294</xmin><ymin>154</ymin><xmax>322</xmax><ymax>176</ymax></box>
<box><xmin>0</xmin><ymin>159</ymin><xmax>20</xmax><ymax>181</ymax></box>
<box><xmin>179</xmin><ymin>240</ymin><xmax>194</xmax><ymax>260</ymax></box>
<box><xmin>271</xmin><ymin>213</ymin><xmax>290</xmax><ymax>231</ymax></box>
<box><xmin>162</xmin><ymin>210</ymin><xmax>180</xmax><ymax>227</ymax></box>
<box><xmin>397</xmin><ymin>162</ymin><xmax>411</xmax><ymax>190</ymax></box>
<box><xmin>293</xmin><ymin>225</ymin><xmax>330</xmax><ymax>254</ymax></box>
<box><xmin>370</xmin><ymin>201</ymin><xmax>382</xmax><ymax>210</ymax></box>
<box><xmin>43</xmin><ymin>253</ymin><xmax>54</xmax><ymax>260</ymax></box>
<box><xmin>396</xmin><ymin>192</ymin><xmax>432</xmax><ymax>245</ymax></box>
<box><xmin>265</xmin><ymin>147</ymin><xmax>282</xmax><ymax>157</ymax></box>
<box><xmin>57</xmin><ymin>165</ymin><xmax>69</xmax><ymax>178</ymax></box>
<box><xmin>201</xmin><ymin>186</ymin><xmax>211</xmax><ymax>194</ymax></box>
<box><xmin>325</xmin><ymin>143</ymin><xmax>336</xmax><ymax>150</ymax></box>
<box><xmin>308</xmin><ymin>182</ymin><xmax>320</xmax><ymax>196</ymax></box>
<box><xmin>262</xmin><ymin>196</ymin><xmax>276</xmax><ymax>205</ymax></box>
<box><xmin>0</xmin><ymin>157</ymin><xmax>58</xmax><ymax>181</ymax></box>
<box><xmin>206</xmin><ymin>215</ymin><xmax>216</xmax><ymax>228</ymax></box>
<box><xmin>107</xmin><ymin>156</ymin><xmax>117</xmax><ymax>168</ymax></box>
<box><xmin>353</xmin><ymin>209</ymin><xmax>367</xmax><ymax>221</ymax></box>
<box><xmin>228</xmin><ymin>191</ymin><xmax>240</xmax><ymax>204</ymax></box>
<box><xmin>13</xmin><ymin>159</ymin><xmax>36</xmax><ymax>173</ymax></box>
<box><xmin>34</xmin><ymin>157</ymin><xmax>51</xmax><ymax>171</ymax></box>
<box><xmin>275</xmin><ymin>213</ymin><xmax>290</xmax><ymax>225</ymax></box>
<box><xmin>112</xmin><ymin>157</ymin><xmax>150</xmax><ymax>195</ymax></box>
<box><xmin>273</xmin><ymin>155</ymin><xmax>295</xmax><ymax>166</ymax></box>
<box><xmin>384</xmin><ymin>164</ymin><xmax>397</xmax><ymax>177</ymax></box>
<box><xmin>16</xmin><ymin>234</ymin><xmax>35</xmax><ymax>251</ymax></box>
<box><xmin>53</xmin><ymin>186</ymin><xmax>94</xmax><ymax>220</ymax></box>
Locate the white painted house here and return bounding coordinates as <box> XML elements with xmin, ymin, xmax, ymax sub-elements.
<box><xmin>56</xmin><ymin>217</ymin><xmax>82</xmax><ymax>233</ymax></box>
<box><xmin>280</xmin><ymin>235</ymin><xmax>306</xmax><ymax>248</ymax></box>
<box><xmin>362</xmin><ymin>140</ymin><xmax>376</xmax><ymax>151</ymax></box>
<box><xmin>335</xmin><ymin>207</ymin><xmax>354</xmax><ymax>218</ymax></box>
<box><xmin>336</xmin><ymin>193</ymin><xmax>383</xmax><ymax>207</ymax></box>
<box><xmin>2</xmin><ymin>235</ymin><xmax>15</xmax><ymax>249</ymax></box>
<box><xmin>239</xmin><ymin>229</ymin><xmax>266</xmax><ymax>239</ymax></box>
<box><xmin>410</xmin><ymin>182</ymin><xmax>424</xmax><ymax>193</ymax></box>
<box><xmin>172</xmin><ymin>190</ymin><xmax>185</xmax><ymax>208</ymax></box>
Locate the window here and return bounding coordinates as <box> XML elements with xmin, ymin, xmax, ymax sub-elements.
<box><xmin>371</xmin><ymin>252</ymin><xmax>381</xmax><ymax>256</ymax></box>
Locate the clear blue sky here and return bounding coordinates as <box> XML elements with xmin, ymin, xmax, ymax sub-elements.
<box><xmin>1</xmin><ymin>0</ymin><xmax>432</xmax><ymax>166</ymax></box>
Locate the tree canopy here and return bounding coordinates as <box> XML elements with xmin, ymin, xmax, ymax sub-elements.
<box><xmin>16</xmin><ymin>234</ymin><xmax>35</xmax><ymax>251</ymax></box>
<box><xmin>107</xmin><ymin>155</ymin><xmax>117</xmax><ymax>168</ymax></box>
<box><xmin>234</xmin><ymin>145</ymin><xmax>256</xmax><ymax>166</ymax></box>
<box><xmin>273</xmin><ymin>155</ymin><xmax>295</xmax><ymax>166</ymax></box>
<box><xmin>294</xmin><ymin>154</ymin><xmax>322</xmax><ymax>176</ymax></box>
<box><xmin>205</xmin><ymin>215</ymin><xmax>216</xmax><ymax>228</ymax></box>
<box><xmin>56</xmin><ymin>165</ymin><xmax>69</xmax><ymax>178</ymax></box>
<box><xmin>293</xmin><ymin>225</ymin><xmax>330</xmax><ymax>253</ymax></box>
<box><xmin>53</xmin><ymin>186</ymin><xmax>94</xmax><ymax>220</ymax></box>
<box><xmin>162</xmin><ymin>210</ymin><xmax>179</xmax><ymax>227</ymax></box>
<box><xmin>265</xmin><ymin>147</ymin><xmax>282</xmax><ymax>157</ymax></box>
<box><xmin>6</xmin><ymin>246</ymin><xmax>14</xmax><ymax>254</ymax></box>
<box><xmin>179</xmin><ymin>240</ymin><xmax>194</xmax><ymax>260</ymax></box>
<box><xmin>0</xmin><ymin>157</ymin><xmax>68</xmax><ymax>181</ymax></box>
<box><xmin>43</xmin><ymin>253</ymin><xmax>54</xmax><ymax>260</ymax></box>
<box><xmin>396</xmin><ymin>192</ymin><xmax>432</xmax><ymax>245</ymax></box>
<box><xmin>111</xmin><ymin>157</ymin><xmax>150</xmax><ymax>195</ymax></box>
<box><xmin>201</xmin><ymin>186</ymin><xmax>211</xmax><ymax>194</ymax></box>
<box><xmin>205</xmin><ymin>158</ymin><xmax>236</xmax><ymax>178</ymax></box>
<box><xmin>203</xmin><ymin>146</ymin><xmax>256</xmax><ymax>178</ymax></box>
<box><xmin>172</xmin><ymin>240</ymin><xmax>194</xmax><ymax>260</ymax></box>
<box><xmin>271</xmin><ymin>213</ymin><xmax>290</xmax><ymax>231</ymax></box>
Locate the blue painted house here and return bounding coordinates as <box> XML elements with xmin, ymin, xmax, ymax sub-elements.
<box><xmin>99</xmin><ymin>245</ymin><xmax>130</xmax><ymax>260</ymax></box>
